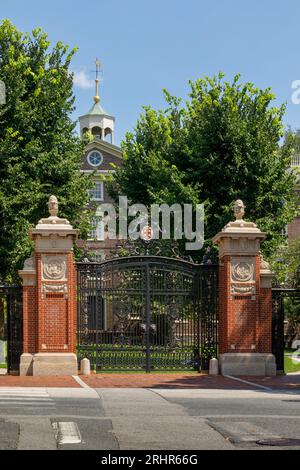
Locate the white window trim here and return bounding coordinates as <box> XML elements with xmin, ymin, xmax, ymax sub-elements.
<box><xmin>81</xmin><ymin>170</ymin><xmax>115</xmax><ymax>173</ymax></box>
<box><xmin>89</xmin><ymin>181</ymin><xmax>104</xmax><ymax>201</ymax></box>
<box><xmin>87</xmin><ymin>150</ymin><xmax>103</xmax><ymax>167</ymax></box>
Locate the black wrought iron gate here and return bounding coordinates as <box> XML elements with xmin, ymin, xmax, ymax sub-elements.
<box><xmin>272</xmin><ymin>287</ymin><xmax>300</xmax><ymax>374</ymax></box>
<box><xmin>77</xmin><ymin>256</ymin><xmax>218</xmax><ymax>372</ymax></box>
<box><xmin>0</xmin><ymin>284</ymin><xmax>23</xmax><ymax>373</ymax></box>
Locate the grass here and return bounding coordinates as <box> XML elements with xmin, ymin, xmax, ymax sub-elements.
<box><xmin>284</xmin><ymin>356</ymin><xmax>300</xmax><ymax>373</ymax></box>
<box><xmin>285</xmin><ymin>348</ymin><xmax>300</xmax><ymax>355</ymax></box>
<box><xmin>94</xmin><ymin>370</ymin><xmax>200</xmax><ymax>374</ymax></box>
<box><xmin>0</xmin><ymin>364</ymin><xmax>7</xmax><ymax>369</ymax></box>
<box><xmin>77</xmin><ymin>347</ymin><xmax>209</xmax><ymax>373</ymax></box>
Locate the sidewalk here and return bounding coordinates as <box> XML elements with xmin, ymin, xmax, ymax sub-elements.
<box><xmin>0</xmin><ymin>375</ymin><xmax>80</xmax><ymax>387</ymax></box>
<box><xmin>238</xmin><ymin>373</ymin><xmax>300</xmax><ymax>390</ymax></box>
<box><xmin>81</xmin><ymin>373</ymin><xmax>254</xmax><ymax>389</ymax></box>
<box><xmin>80</xmin><ymin>372</ymin><xmax>300</xmax><ymax>390</ymax></box>
<box><xmin>0</xmin><ymin>372</ymin><xmax>299</xmax><ymax>390</ymax></box>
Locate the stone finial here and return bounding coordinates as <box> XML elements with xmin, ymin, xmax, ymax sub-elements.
<box><xmin>213</xmin><ymin>198</ymin><xmax>265</xmax><ymax>257</ymax></box>
<box><xmin>260</xmin><ymin>255</ymin><xmax>270</xmax><ymax>271</ymax></box>
<box><xmin>234</xmin><ymin>200</ymin><xmax>245</xmax><ymax>221</ymax></box>
<box><xmin>48</xmin><ymin>195</ymin><xmax>58</xmax><ymax>217</ymax></box>
<box><xmin>23</xmin><ymin>255</ymin><xmax>35</xmax><ymax>270</ymax></box>
<box><xmin>35</xmin><ymin>194</ymin><xmax>74</xmax><ymax>228</ymax></box>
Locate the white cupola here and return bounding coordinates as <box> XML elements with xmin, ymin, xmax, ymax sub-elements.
<box><xmin>79</xmin><ymin>59</ymin><xmax>115</xmax><ymax>144</ymax></box>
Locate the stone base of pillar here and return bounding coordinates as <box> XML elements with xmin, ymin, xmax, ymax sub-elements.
<box><xmin>219</xmin><ymin>353</ymin><xmax>276</xmax><ymax>377</ymax></box>
<box><xmin>20</xmin><ymin>353</ymin><xmax>78</xmax><ymax>376</ymax></box>
<box><xmin>20</xmin><ymin>353</ymin><xmax>34</xmax><ymax>376</ymax></box>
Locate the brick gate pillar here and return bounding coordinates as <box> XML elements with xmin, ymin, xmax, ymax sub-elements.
<box><xmin>18</xmin><ymin>196</ymin><xmax>79</xmax><ymax>376</ymax></box>
<box><xmin>212</xmin><ymin>200</ymin><xmax>276</xmax><ymax>376</ymax></box>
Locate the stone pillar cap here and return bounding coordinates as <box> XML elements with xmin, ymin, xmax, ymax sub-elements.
<box><xmin>212</xmin><ymin>199</ymin><xmax>266</xmax><ymax>245</ymax></box>
<box><xmin>18</xmin><ymin>254</ymin><xmax>36</xmax><ymax>285</ymax></box>
<box><xmin>29</xmin><ymin>195</ymin><xmax>79</xmax><ymax>239</ymax></box>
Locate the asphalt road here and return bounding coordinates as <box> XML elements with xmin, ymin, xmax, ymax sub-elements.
<box><xmin>0</xmin><ymin>386</ymin><xmax>300</xmax><ymax>450</ymax></box>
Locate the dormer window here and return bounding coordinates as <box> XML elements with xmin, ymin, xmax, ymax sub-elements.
<box><xmin>87</xmin><ymin>150</ymin><xmax>103</xmax><ymax>167</ymax></box>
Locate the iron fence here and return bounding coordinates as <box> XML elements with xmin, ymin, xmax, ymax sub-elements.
<box><xmin>0</xmin><ymin>284</ymin><xmax>23</xmax><ymax>373</ymax></box>
<box><xmin>77</xmin><ymin>256</ymin><xmax>218</xmax><ymax>372</ymax></box>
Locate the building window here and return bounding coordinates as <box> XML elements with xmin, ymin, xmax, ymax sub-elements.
<box><xmin>87</xmin><ymin>150</ymin><xmax>103</xmax><ymax>167</ymax></box>
<box><xmin>88</xmin><ymin>218</ymin><xmax>105</xmax><ymax>241</ymax></box>
<box><xmin>87</xmin><ymin>251</ymin><xmax>105</xmax><ymax>262</ymax></box>
<box><xmin>89</xmin><ymin>181</ymin><xmax>103</xmax><ymax>201</ymax></box>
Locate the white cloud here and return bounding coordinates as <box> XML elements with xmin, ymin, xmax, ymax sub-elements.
<box><xmin>73</xmin><ymin>70</ymin><xmax>94</xmax><ymax>90</ymax></box>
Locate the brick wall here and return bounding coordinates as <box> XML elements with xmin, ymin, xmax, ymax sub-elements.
<box><xmin>258</xmin><ymin>288</ymin><xmax>272</xmax><ymax>353</ymax></box>
<box><xmin>23</xmin><ymin>251</ymin><xmax>76</xmax><ymax>355</ymax></box>
<box><xmin>22</xmin><ymin>286</ymin><xmax>37</xmax><ymax>353</ymax></box>
<box><xmin>219</xmin><ymin>254</ymin><xmax>272</xmax><ymax>355</ymax></box>
<box><xmin>288</xmin><ymin>217</ymin><xmax>300</xmax><ymax>240</ymax></box>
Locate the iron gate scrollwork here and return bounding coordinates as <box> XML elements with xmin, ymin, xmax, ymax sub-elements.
<box><xmin>77</xmin><ymin>256</ymin><xmax>218</xmax><ymax>372</ymax></box>
<box><xmin>0</xmin><ymin>284</ymin><xmax>23</xmax><ymax>373</ymax></box>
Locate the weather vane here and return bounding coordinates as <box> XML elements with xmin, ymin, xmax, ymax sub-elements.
<box><xmin>92</xmin><ymin>58</ymin><xmax>103</xmax><ymax>104</ymax></box>
<box><xmin>94</xmin><ymin>58</ymin><xmax>101</xmax><ymax>79</ymax></box>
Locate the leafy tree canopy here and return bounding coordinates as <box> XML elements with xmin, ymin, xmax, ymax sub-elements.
<box><xmin>0</xmin><ymin>20</ymin><xmax>92</xmax><ymax>281</ymax></box>
<box><xmin>270</xmin><ymin>237</ymin><xmax>300</xmax><ymax>287</ymax></box>
<box><xmin>109</xmin><ymin>73</ymin><xmax>298</xmax><ymax>259</ymax></box>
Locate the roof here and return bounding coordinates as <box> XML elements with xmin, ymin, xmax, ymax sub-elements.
<box><xmin>84</xmin><ymin>139</ymin><xmax>122</xmax><ymax>158</ymax></box>
<box><xmin>79</xmin><ymin>100</ymin><xmax>115</xmax><ymax>121</ymax></box>
<box><xmin>86</xmin><ymin>101</ymin><xmax>108</xmax><ymax>116</ymax></box>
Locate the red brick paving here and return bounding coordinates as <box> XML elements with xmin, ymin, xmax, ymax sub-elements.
<box><xmin>0</xmin><ymin>375</ymin><xmax>80</xmax><ymax>388</ymax></box>
<box><xmin>239</xmin><ymin>374</ymin><xmax>300</xmax><ymax>390</ymax></box>
<box><xmin>80</xmin><ymin>373</ymin><xmax>255</xmax><ymax>389</ymax></box>
<box><xmin>0</xmin><ymin>372</ymin><xmax>299</xmax><ymax>390</ymax></box>
<box><xmin>81</xmin><ymin>373</ymin><xmax>300</xmax><ymax>390</ymax></box>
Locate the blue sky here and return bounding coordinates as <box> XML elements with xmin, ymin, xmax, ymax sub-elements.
<box><xmin>1</xmin><ymin>0</ymin><xmax>300</xmax><ymax>145</ymax></box>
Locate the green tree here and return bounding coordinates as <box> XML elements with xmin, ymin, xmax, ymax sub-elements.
<box><xmin>284</xmin><ymin>127</ymin><xmax>300</xmax><ymax>154</ymax></box>
<box><xmin>109</xmin><ymin>73</ymin><xmax>297</xmax><ymax>259</ymax></box>
<box><xmin>270</xmin><ymin>238</ymin><xmax>300</xmax><ymax>287</ymax></box>
<box><xmin>0</xmin><ymin>20</ymin><xmax>92</xmax><ymax>281</ymax></box>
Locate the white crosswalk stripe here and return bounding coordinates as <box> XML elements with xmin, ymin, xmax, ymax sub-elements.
<box><xmin>0</xmin><ymin>388</ymin><xmax>54</xmax><ymax>407</ymax></box>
